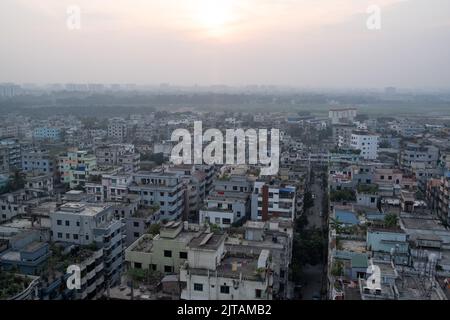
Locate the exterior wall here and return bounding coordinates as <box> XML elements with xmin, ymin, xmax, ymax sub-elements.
<box><xmin>22</xmin><ymin>149</ymin><xmax>54</xmax><ymax>174</ymax></box>
<box><xmin>180</xmin><ymin>273</ymin><xmax>272</xmax><ymax>300</ymax></box>
<box><xmin>33</xmin><ymin>127</ymin><xmax>61</xmax><ymax>140</ymax></box>
<box><xmin>125</xmin><ymin>234</ymin><xmax>190</xmax><ymax>274</ymax></box>
<box><xmin>351</xmin><ymin>133</ymin><xmax>379</xmax><ymax>160</ymax></box>
<box><xmin>356</xmin><ymin>193</ymin><xmax>378</xmax><ymax>208</ymax></box>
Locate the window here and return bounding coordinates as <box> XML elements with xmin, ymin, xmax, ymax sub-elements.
<box><xmin>255</xmin><ymin>289</ymin><xmax>262</xmax><ymax>298</ymax></box>
<box><xmin>164</xmin><ymin>250</ymin><xmax>172</xmax><ymax>257</ymax></box>
<box><xmin>73</xmin><ymin>234</ymin><xmax>79</xmax><ymax>240</ymax></box>
<box><xmin>215</xmin><ymin>218</ymin><xmax>220</xmax><ymax>224</ymax></box>
<box><xmin>134</xmin><ymin>232</ymin><xmax>140</xmax><ymax>238</ymax></box>
<box><xmin>220</xmin><ymin>285</ymin><xmax>230</xmax><ymax>294</ymax></box>
<box><xmin>57</xmin><ymin>220</ymin><xmax>62</xmax><ymax>225</ymax></box>
<box><xmin>66</xmin><ymin>233</ymin><xmax>70</xmax><ymax>239</ymax></box>
<box><xmin>85</xmin><ymin>235</ymin><xmax>89</xmax><ymax>240</ymax></box>
<box><xmin>150</xmin><ymin>264</ymin><xmax>157</xmax><ymax>271</ymax></box>
<box><xmin>65</xmin><ymin>220</ymin><xmax>70</xmax><ymax>226</ymax></box>
<box><xmin>134</xmin><ymin>262</ymin><xmax>142</xmax><ymax>269</ymax></box>
<box><xmin>164</xmin><ymin>265</ymin><xmax>173</xmax><ymax>273</ymax></box>
<box><xmin>222</xmin><ymin>218</ymin><xmax>231</xmax><ymax>225</ymax></box>
<box><xmin>76</xmin><ymin>221</ymin><xmax>80</xmax><ymax>227</ymax></box>
<box><xmin>179</xmin><ymin>252</ymin><xmax>188</xmax><ymax>259</ymax></box>
<box><xmin>57</xmin><ymin>232</ymin><xmax>62</xmax><ymax>238</ymax></box>
<box><xmin>133</xmin><ymin>221</ymin><xmax>139</xmax><ymax>227</ymax></box>
<box><xmin>194</xmin><ymin>283</ymin><xmax>203</xmax><ymax>291</ymax></box>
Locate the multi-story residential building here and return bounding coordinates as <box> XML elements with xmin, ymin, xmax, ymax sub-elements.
<box><xmin>124</xmin><ymin>205</ymin><xmax>161</xmax><ymax>246</ymax></box>
<box><xmin>95</xmin><ymin>144</ymin><xmax>139</xmax><ymax>173</ymax></box>
<box><xmin>329</xmin><ymin>108</ymin><xmax>357</xmax><ymax>124</ymax></box>
<box><xmin>24</xmin><ymin>173</ymin><xmax>54</xmax><ymax>198</ymax></box>
<box><xmin>199</xmin><ymin>191</ymin><xmax>250</xmax><ymax>229</ymax></box>
<box><xmin>436</xmin><ymin>172</ymin><xmax>450</xmax><ymax>225</ymax></box>
<box><xmin>33</xmin><ymin>127</ymin><xmax>61</xmax><ymax>140</ymax></box>
<box><xmin>350</xmin><ymin>131</ymin><xmax>379</xmax><ymax>160</ymax></box>
<box><xmin>129</xmin><ymin>171</ymin><xmax>185</xmax><ymax>221</ymax></box>
<box><xmin>107</xmin><ymin>118</ymin><xmax>128</xmax><ymax>142</ymax></box>
<box><xmin>125</xmin><ymin>221</ymin><xmax>201</xmax><ymax>274</ymax></box>
<box><xmin>0</xmin><ymin>190</ymin><xmax>28</xmax><ymax>222</ymax></box>
<box><xmin>0</xmin><ymin>138</ymin><xmax>21</xmax><ymax>170</ymax></box>
<box><xmin>0</xmin><ymin>145</ymin><xmax>9</xmax><ymax>173</ymax></box>
<box><xmin>180</xmin><ymin>231</ymin><xmax>273</xmax><ymax>300</ymax></box>
<box><xmin>0</xmin><ymin>125</ymin><xmax>20</xmax><ymax>138</ymax></box>
<box><xmin>251</xmin><ymin>181</ymin><xmax>296</xmax><ymax>222</ymax></box>
<box><xmin>332</xmin><ymin>124</ymin><xmax>356</xmax><ymax>147</ymax></box>
<box><xmin>400</xmin><ymin>143</ymin><xmax>439</xmax><ymax>169</ymax></box>
<box><xmin>50</xmin><ymin>202</ymin><xmax>125</xmax><ymax>286</ymax></box>
<box><xmin>226</xmin><ymin>219</ymin><xmax>293</xmax><ymax>299</ymax></box>
<box><xmin>58</xmin><ymin>149</ymin><xmax>97</xmax><ymax>189</ymax></box>
<box><xmin>21</xmin><ymin>148</ymin><xmax>54</xmax><ymax>174</ymax></box>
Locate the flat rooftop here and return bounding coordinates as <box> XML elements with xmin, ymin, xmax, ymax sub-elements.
<box><xmin>189</xmin><ymin>232</ymin><xmax>226</xmax><ymax>251</ymax></box>
<box><xmin>58</xmin><ymin>202</ymin><xmax>109</xmax><ymax>216</ymax></box>
<box><xmin>401</xmin><ymin>215</ymin><xmax>447</xmax><ymax>231</ymax></box>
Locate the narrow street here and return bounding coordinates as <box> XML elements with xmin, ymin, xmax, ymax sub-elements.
<box><xmin>300</xmin><ymin>171</ymin><xmax>328</xmax><ymax>300</ymax></box>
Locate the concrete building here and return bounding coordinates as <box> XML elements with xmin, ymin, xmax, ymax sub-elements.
<box><xmin>180</xmin><ymin>232</ymin><xmax>273</xmax><ymax>300</ymax></box>
<box><xmin>0</xmin><ymin>138</ymin><xmax>21</xmax><ymax>170</ymax></box>
<box><xmin>332</xmin><ymin>124</ymin><xmax>356</xmax><ymax>147</ymax></box>
<box><xmin>251</xmin><ymin>181</ymin><xmax>296</xmax><ymax>222</ymax></box>
<box><xmin>33</xmin><ymin>127</ymin><xmax>61</xmax><ymax>140</ymax></box>
<box><xmin>129</xmin><ymin>171</ymin><xmax>185</xmax><ymax>221</ymax></box>
<box><xmin>350</xmin><ymin>131</ymin><xmax>379</xmax><ymax>160</ymax></box>
<box><xmin>50</xmin><ymin>202</ymin><xmax>125</xmax><ymax>286</ymax></box>
<box><xmin>107</xmin><ymin>118</ymin><xmax>128</xmax><ymax>142</ymax></box>
<box><xmin>58</xmin><ymin>149</ymin><xmax>97</xmax><ymax>189</ymax></box>
<box><xmin>125</xmin><ymin>221</ymin><xmax>202</xmax><ymax>273</ymax></box>
<box><xmin>400</xmin><ymin>143</ymin><xmax>439</xmax><ymax>169</ymax></box>
<box><xmin>95</xmin><ymin>144</ymin><xmax>140</xmax><ymax>173</ymax></box>
<box><xmin>329</xmin><ymin>108</ymin><xmax>357</xmax><ymax>125</ymax></box>
<box><xmin>226</xmin><ymin>219</ymin><xmax>293</xmax><ymax>299</ymax></box>
<box><xmin>21</xmin><ymin>148</ymin><xmax>54</xmax><ymax>174</ymax></box>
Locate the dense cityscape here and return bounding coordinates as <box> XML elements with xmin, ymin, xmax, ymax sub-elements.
<box><xmin>0</xmin><ymin>84</ymin><xmax>449</xmax><ymax>301</ymax></box>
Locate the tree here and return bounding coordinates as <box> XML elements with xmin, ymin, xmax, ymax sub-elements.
<box><xmin>303</xmin><ymin>191</ymin><xmax>314</xmax><ymax>210</ymax></box>
<box><xmin>148</xmin><ymin>223</ymin><xmax>160</xmax><ymax>236</ymax></box>
<box><xmin>384</xmin><ymin>214</ymin><xmax>398</xmax><ymax>228</ymax></box>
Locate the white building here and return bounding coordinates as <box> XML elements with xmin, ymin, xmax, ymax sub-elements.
<box><xmin>107</xmin><ymin>118</ymin><xmax>128</xmax><ymax>142</ymax></box>
<box><xmin>129</xmin><ymin>171</ymin><xmax>185</xmax><ymax>221</ymax></box>
<box><xmin>329</xmin><ymin>108</ymin><xmax>357</xmax><ymax>124</ymax></box>
<box><xmin>50</xmin><ymin>202</ymin><xmax>125</xmax><ymax>285</ymax></box>
<box><xmin>251</xmin><ymin>181</ymin><xmax>296</xmax><ymax>222</ymax></box>
<box><xmin>351</xmin><ymin>131</ymin><xmax>379</xmax><ymax>160</ymax></box>
<box><xmin>180</xmin><ymin>232</ymin><xmax>273</xmax><ymax>300</ymax></box>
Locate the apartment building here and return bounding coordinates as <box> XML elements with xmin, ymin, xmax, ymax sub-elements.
<box><xmin>58</xmin><ymin>149</ymin><xmax>97</xmax><ymax>189</ymax></box>
<box><xmin>0</xmin><ymin>190</ymin><xmax>28</xmax><ymax>222</ymax></box>
<box><xmin>350</xmin><ymin>131</ymin><xmax>379</xmax><ymax>160</ymax></box>
<box><xmin>226</xmin><ymin>219</ymin><xmax>293</xmax><ymax>299</ymax></box>
<box><xmin>125</xmin><ymin>221</ymin><xmax>201</xmax><ymax>274</ymax></box>
<box><xmin>50</xmin><ymin>202</ymin><xmax>125</xmax><ymax>286</ymax></box>
<box><xmin>129</xmin><ymin>171</ymin><xmax>185</xmax><ymax>221</ymax></box>
<box><xmin>329</xmin><ymin>108</ymin><xmax>357</xmax><ymax>125</ymax></box>
<box><xmin>180</xmin><ymin>232</ymin><xmax>273</xmax><ymax>300</ymax></box>
<box><xmin>332</xmin><ymin>124</ymin><xmax>356</xmax><ymax>148</ymax></box>
<box><xmin>21</xmin><ymin>148</ymin><xmax>54</xmax><ymax>174</ymax></box>
<box><xmin>0</xmin><ymin>138</ymin><xmax>21</xmax><ymax>170</ymax></box>
<box><xmin>251</xmin><ymin>181</ymin><xmax>296</xmax><ymax>222</ymax></box>
<box><xmin>95</xmin><ymin>144</ymin><xmax>140</xmax><ymax>173</ymax></box>
<box><xmin>107</xmin><ymin>118</ymin><xmax>129</xmax><ymax>142</ymax></box>
<box><xmin>400</xmin><ymin>143</ymin><xmax>439</xmax><ymax>169</ymax></box>
<box><xmin>33</xmin><ymin>127</ymin><xmax>61</xmax><ymax>140</ymax></box>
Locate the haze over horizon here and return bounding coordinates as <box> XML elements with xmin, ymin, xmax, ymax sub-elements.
<box><xmin>1</xmin><ymin>0</ymin><xmax>450</xmax><ymax>89</ymax></box>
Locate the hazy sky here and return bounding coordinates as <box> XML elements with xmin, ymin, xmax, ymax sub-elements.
<box><xmin>1</xmin><ymin>0</ymin><xmax>449</xmax><ymax>88</ymax></box>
